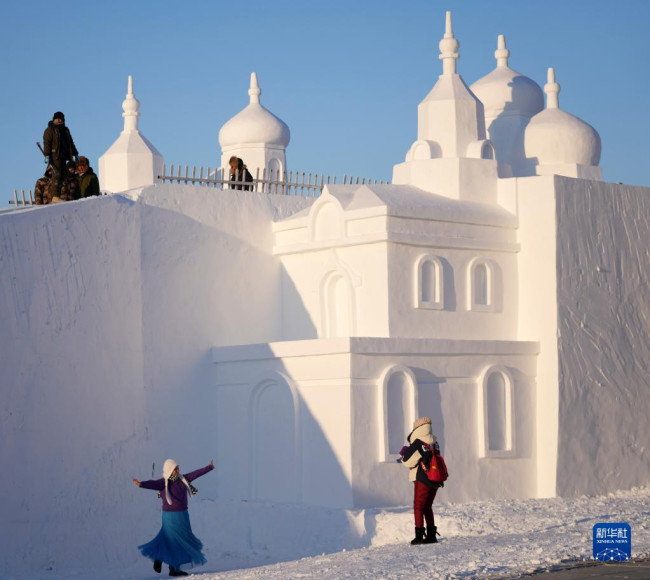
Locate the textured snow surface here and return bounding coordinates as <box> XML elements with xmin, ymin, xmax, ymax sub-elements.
<box><xmin>11</xmin><ymin>486</ymin><xmax>648</xmax><ymax>580</ymax></box>
<box><xmin>555</xmin><ymin>178</ymin><xmax>650</xmax><ymax>495</ymax></box>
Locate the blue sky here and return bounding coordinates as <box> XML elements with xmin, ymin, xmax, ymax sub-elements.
<box><xmin>1</xmin><ymin>1</ymin><xmax>649</xmax><ymax>203</ymax></box>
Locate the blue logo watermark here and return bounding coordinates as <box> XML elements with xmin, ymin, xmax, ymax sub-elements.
<box><xmin>593</xmin><ymin>523</ymin><xmax>631</xmax><ymax>562</ymax></box>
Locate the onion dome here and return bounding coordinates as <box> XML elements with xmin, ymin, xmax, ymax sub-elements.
<box><xmin>524</xmin><ymin>68</ymin><xmax>601</xmax><ymax>166</ymax></box>
<box><xmin>219</xmin><ymin>72</ymin><xmax>290</xmax><ymax>149</ymax></box>
<box><xmin>470</xmin><ymin>35</ymin><xmax>544</xmax><ymax>119</ymax></box>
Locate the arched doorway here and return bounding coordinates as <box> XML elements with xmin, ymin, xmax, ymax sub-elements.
<box><xmin>251</xmin><ymin>377</ymin><xmax>299</xmax><ymax>501</ymax></box>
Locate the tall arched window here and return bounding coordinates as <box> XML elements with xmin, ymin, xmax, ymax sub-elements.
<box><xmin>415</xmin><ymin>255</ymin><xmax>444</xmax><ymax>310</ymax></box>
<box><xmin>467</xmin><ymin>258</ymin><xmax>498</xmax><ymax>312</ymax></box>
<box><xmin>386</xmin><ymin>372</ymin><xmax>409</xmax><ymax>454</ymax></box>
<box><xmin>486</xmin><ymin>372</ymin><xmax>507</xmax><ymax>451</ymax></box>
<box><xmin>474</xmin><ymin>263</ymin><xmax>488</xmax><ymax>306</ymax></box>
<box><xmin>378</xmin><ymin>366</ymin><xmax>418</xmax><ymax>461</ymax></box>
<box><xmin>477</xmin><ymin>367</ymin><xmax>515</xmax><ymax>458</ymax></box>
<box><xmin>322</xmin><ymin>272</ymin><xmax>353</xmax><ymax>337</ymax></box>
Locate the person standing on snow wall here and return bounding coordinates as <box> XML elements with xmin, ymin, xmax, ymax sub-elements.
<box><xmin>400</xmin><ymin>417</ymin><xmax>443</xmax><ymax>545</ymax></box>
<box><xmin>42</xmin><ymin>112</ymin><xmax>78</xmax><ymax>202</ymax></box>
<box><xmin>133</xmin><ymin>459</ymin><xmax>214</xmax><ymax>577</ymax></box>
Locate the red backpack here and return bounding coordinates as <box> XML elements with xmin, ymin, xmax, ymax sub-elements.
<box><xmin>420</xmin><ymin>442</ymin><xmax>448</xmax><ymax>483</ymax></box>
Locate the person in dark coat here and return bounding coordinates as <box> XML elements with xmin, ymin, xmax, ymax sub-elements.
<box><xmin>133</xmin><ymin>459</ymin><xmax>214</xmax><ymax>577</ymax></box>
<box><xmin>43</xmin><ymin>112</ymin><xmax>78</xmax><ymax>200</ymax></box>
<box><xmin>400</xmin><ymin>417</ymin><xmax>442</xmax><ymax>545</ymax></box>
<box><xmin>34</xmin><ymin>166</ymin><xmax>54</xmax><ymax>205</ymax></box>
<box><xmin>228</xmin><ymin>156</ymin><xmax>254</xmax><ymax>191</ymax></box>
<box><xmin>60</xmin><ymin>161</ymin><xmax>81</xmax><ymax>201</ymax></box>
<box><xmin>76</xmin><ymin>156</ymin><xmax>100</xmax><ymax>198</ymax></box>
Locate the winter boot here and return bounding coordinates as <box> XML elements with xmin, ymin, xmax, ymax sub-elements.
<box><xmin>169</xmin><ymin>566</ymin><xmax>188</xmax><ymax>577</ymax></box>
<box><xmin>424</xmin><ymin>525</ymin><xmax>440</xmax><ymax>543</ymax></box>
<box><xmin>153</xmin><ymin>559</ymin><xmax>162</xmax><ymax>573</ymax></box>
<box><xmin>410</xmin><ymin>526</ymin><xmax>426</xmax><ymax>545</ymax></box>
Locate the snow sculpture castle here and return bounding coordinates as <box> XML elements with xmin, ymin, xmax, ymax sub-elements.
<box><xmin>2</xmin><ymin>18</ymin><xmax>648</xmax><ymax>567</ymax></box>
<box><xmin>210</xmin><ymin>12</ymin><xmax>646</xmax><ymax>508</ymax></box>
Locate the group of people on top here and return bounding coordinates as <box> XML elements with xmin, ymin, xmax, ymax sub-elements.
<box><xmin>35</xmin><ymin>112</ymin><xmax>100</xmax><ymax>205</ymax></box>
<box><xmin>35</xmin><ymin>113</ymin><xmax>254</xmax><ymax>204</ymax></box>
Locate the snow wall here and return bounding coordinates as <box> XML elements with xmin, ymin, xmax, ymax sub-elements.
<box><xmin>0</xmin><ymin>185</ymin><xmax>311</xmax><ymax>577</ymax></box>
<box><xmin>554</xmin><ymin>177</ymin><xmax>650</xmax><ymax>496</ymax></box>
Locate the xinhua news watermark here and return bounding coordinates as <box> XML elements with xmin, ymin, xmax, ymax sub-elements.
<box><xmin>593</xmin><ymin>523</ymin><xmax>631</xmax><ymax>562</ymax></box>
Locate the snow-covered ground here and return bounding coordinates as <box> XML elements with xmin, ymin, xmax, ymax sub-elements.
<box><xmin>24</xmin><ymin>485</ymin><xmax>648</xmax><ymax>580</ymax></box>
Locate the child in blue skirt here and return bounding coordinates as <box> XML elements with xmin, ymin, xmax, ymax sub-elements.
<box><xmin>133</xmin><ymin>459</ymin><xmax>214</xmax><ymax>577</ymax></box>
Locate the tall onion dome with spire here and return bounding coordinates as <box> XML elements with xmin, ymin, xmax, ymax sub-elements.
<box><xmin>524</xmin><ymin>68</ymin><xmax>602</xmax><ymax>180</ymax></box>
<box><xmin>218</xmin><ymin>72</ymin><xmax>290</xmax><ymax>180</ymax></box>
<box><xmin>98</xmin><ymin>76</ymin><xmax>164</xmax><ymax>193</ymax></box>
<box><xmin>470</xmin><ymin>35</ymin><xmax>544</xmax><ymax>176</ymax></box>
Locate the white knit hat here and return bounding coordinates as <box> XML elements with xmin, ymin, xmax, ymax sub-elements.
<box><xmin>413</xmin><ymin>417</ymin><xmax>432</xmax><ymax>430</ymax></box>
<box><xmin>162</xmin><ymin>459</ymin><xmax>192</xmax><ymax>505</ymax></box>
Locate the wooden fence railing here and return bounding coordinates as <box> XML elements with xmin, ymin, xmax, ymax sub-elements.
<box><xmin>8</xmin><ymin>189</ymin><xmax>34</xmax><ymax>207</ymax></box>
<box><xmin>158</xmin><ymin>164</ymin><xmax>389</xmax><ymax>197</ymax></box>
<box><xmin>6</xmin><ymin>166</ymin><xmax>389</xmax><ymax>208</ymax></box>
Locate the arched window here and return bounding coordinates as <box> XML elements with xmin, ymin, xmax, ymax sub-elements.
<box><xmin>321</xmin><ymin>270</ymin><xmax>354</xmax><ymax>338</ymax></box>
<box><xmin>467</xmin><ymin>258</ymin><xmax>497</xmax><ymax>312</ymax></box>
<box><xmin>386</xmin><ymin>372</ymin><xmax>409</xmax><ymax>454</ymax></box>
<box><xmin>474</xmin><ymin>263</ymin><xmax>489</xmax><ymax>306</ymax></box>
<box><xmin>415</xmin><ymin>255</ymin><xmax>444</xmax><ymax>310</ymax></box>
<box><xmin>378</xmin><ymin>366</ymin><xmax>418</xmax><ymax>461</ymax></box>
<box><xmin>477</xmin><ymin>367</ymin><xmax>515</xmax><ymax>458</ymax></box>
<box><xmin>486</xmin><ymin>372</ymin><xmax>508</xmax><ymax>451</ymax></box>
<box><xmin>267</xmin><ymin>158</ymin><xmax>283</xmax><ymax>193</ymax></box>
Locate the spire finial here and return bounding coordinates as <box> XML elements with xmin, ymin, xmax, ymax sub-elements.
<box><xmin>439</xmin><ymin>10</ymin><xmax>460</xmax><ymax>75</ymax></box>
<box><xmin>122</xmin><ymin>75</ymin><xmax>140</xmax><ymax>132</ymax></box>
<box><xmin>544</xmin><ymin>67</ymin><xmax>560</xmax><ymax>109</ymax></box>
<box><xmin>495</xmin><ymin>34</ymin><xmax>510</xmax><ymax>68</ymax></box>
<box><xmin>248</xmin><ymin>72</ymin><xmax>261</xmax><ymax>105</ymax></box>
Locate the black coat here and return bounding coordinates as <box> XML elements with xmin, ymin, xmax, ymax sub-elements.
<box><xmin>43</xmin><ymin>122</ymin><xmax>78</xmax><ymax>166</ymax></box>
<box><xmin>229</xmin><ymin>167</ymin><xmax>254</xmax><ymax>191</ymax></box>
<box><xmin>402</xmin><ymin>437</ymin><xmax>442</xmax><ymax>489</ymax></box>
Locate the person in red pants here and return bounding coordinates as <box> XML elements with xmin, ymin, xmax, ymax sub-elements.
<box><xmin>400</xmin><ymin>417</ymin><xmax>442</xmax><ymax>545</ymax></box>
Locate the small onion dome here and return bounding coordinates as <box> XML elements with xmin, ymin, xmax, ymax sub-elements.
<box><xmin>524</xmin><ymin>68</ymin><xmax>601</xmax><ymax>166</ymax></box>
<box><xmin>219</xmin><ymin>72</ymin><xmax>290</xmax><ymax>149</ymax></box>
<box><xmin>470</xmin><ymin>35</ymin><xmax>543</xmax><ymax>118</ymax></box>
